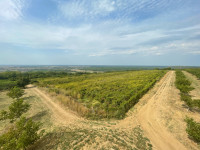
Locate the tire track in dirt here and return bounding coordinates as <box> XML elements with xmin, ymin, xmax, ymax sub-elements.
<box><xmin>27</xmin><ymin>85</ymin><xmax>81</xmax><ymax>126</ymax></box>
<box><xmin>135</xmin><ymin>71</ymin><xmax>187</xmax><ymax>150</ymax></box>
<box><xmin>118</xmin><ymin>71</ymin><xmax>189</xmax><ymax>150</ymax></box>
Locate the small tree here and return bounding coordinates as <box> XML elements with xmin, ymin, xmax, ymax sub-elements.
<box><xmin>0</xmin><ymin>99</ymin><xmax>30</xmax><ymax>122</ymax></box>
<box><xmin>0</xmin><ymin>117</ymin><xmax>44</xmax><ymax>150</ymax></box>
<box><xmin>17</xmin><ymin>78</ymin><xmax>30</xmax><ymax>88</ymax></box>
<box><xmin>7</xmin><ymin>86</ymin><xmax>24</xmax><ymax>99</ymax></box>
<box><xmin>0</xmin><ymin>83</ymin><xmax>43</xmax><ymax>149</ymax></box>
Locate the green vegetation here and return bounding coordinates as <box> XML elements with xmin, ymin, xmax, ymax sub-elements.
<box><xmin>0</xmin><ymin>71</ymin><xmax>86</xmax><ymax>91</ymax></box>
<box><xmin>0</xmin><ymin>117</ymin><xmax>43</xmax><ymax>150</ymax></box>
<box><xmin>0</xmin><ymin>80</ymin><xmax>17</xmax><ymax>91</ymax></box>
<box><xmin>37</xmin><ymin>70</ymin><xmax>166</xmax><ymax>118</ymax></box>
<box><xmin>186</xmin><ymin>68</ymin><xmax>200</xmax><ymax>79</ymax></box>
<box><xmin>185</xmin><ymin>117</ymin><xmax>200</xmax><ymax>143</ymax></box>
<box><xmin>175</xmin><ymin>70</ymin><xmax>193</xmax><ymax>108</ymax></box>
<box><xmin>0</xmin><ymin>85</ymin><xmax>43</xmax><ymax>150</ymax></box>
<box><xmin>7</xmin><ymin>86</ymin><xmax>24</xmax><ymax>99</ymax></box>
<box><xmin>175</xmin><ymin>70</ymin><xmax>200</xmax><ymax>144</ymax></box>
<box><xmin>175</xmin><ymin>70</ymin><xmax>200</xmax><ymax>109</ymax></box>
<box><xmin>0</xmin><ymin>71</ymin><xmax>73</xmax><ymax>80</ymax></box>
<box><xmin>0</xmin><ymin>99</ymin><xmax>30</xmax><ymax>123</ymax></box>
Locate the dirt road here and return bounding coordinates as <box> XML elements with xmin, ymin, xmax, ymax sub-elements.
<box><xmin>135</xmin><ymin>71</ymin><xmax>187</xmax><ymax>150</ymax></box>
<box><xmin>26</xmin><ymin>71</ymin><xmax>199</xmax><ymax>150</ymax></box>
<box><xmin>118</xmin><ymin>71</ymin><xmax>198</xmax><ymax>150</ymax></box>
<box><xmin>27</xmin><ymin>85</ymin><xmax>81</xmax><ymax>126</ymax></box>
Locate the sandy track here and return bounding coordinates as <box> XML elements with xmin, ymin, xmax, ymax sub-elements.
<box><xmin>27</xmin><ymin>85</ymin><xmax>81</xmax><ymax>126</ymax></box>
<box><xmin>118</xmin><ymin>71</ymin><xmax>190</xmax><ymax>150</ymax></box>
<box><xmin>135</xmin><ymin>71</ymin><xmax>187</xmax><ymax>150</ymax></box>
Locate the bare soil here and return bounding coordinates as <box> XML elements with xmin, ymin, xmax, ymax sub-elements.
<box><xmin>26</xmin><ymin>85</ymin><xmax>81</xmax><ymax>127</ymax></box>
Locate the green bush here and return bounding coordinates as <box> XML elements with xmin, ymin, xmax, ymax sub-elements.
<box><xmin>7</xmin><ymin>86</ymin><xmax>24</xmax><ymax>99</ymax></box>
<box><xmin>186</xmin><ymin>69</ymin><xmax>200</xmax><ymax>80</ymax></box>
<box><xmin>185</xmin><ymin>117</ymin><xmax>200</xmax><ymax>143</ymax></box>
<box><xmin>0</xmin><ymin>80</ymin><xmax>17</xmax><ymax>91</ymax></box>
<box><xmin>175</xmin><ymin>71</ymin><xmax>194</xmax><ymax>108</ymax></box>
<box><xmin>0</xmin><ymin>99</ymin><xmax>30</xmax><ymax>122</ymax></box>
<box><xmin>0</xmin><ymin>117</ymin><xmax>44</xmax><ymax>150</ymax></box>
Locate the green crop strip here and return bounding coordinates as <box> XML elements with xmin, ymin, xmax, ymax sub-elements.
<box><xmin>186</xmin><ymin>68</ymin><xmax>200</xmax><ymax>79</ymax></box>
<box><xmin>175</xmin><ymin>70</ymin><xmax>200</xmax><ymax>144</ymax></box>
<box><xmin>36</xmin><ymin>70</ymin><xmax>166</xmax><ymax>119</ymax></box>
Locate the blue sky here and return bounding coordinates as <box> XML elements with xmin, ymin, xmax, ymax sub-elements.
<box><xmin>0</xmin><ymin>0</ymin><xmax>200</xmax><ymax>66</ymax></box>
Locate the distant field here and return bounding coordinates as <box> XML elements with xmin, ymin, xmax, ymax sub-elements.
<box><xmin>0</xmin><ymin>80</ymin><xmax>17</xmax><ymax>91</ymax></box>
<box><xmin>0</xmin><ymin>65</ymin><xmax>173</xmax><ymax>72</ymax></box>
<box><xmin>36</xmin><ymin>70</ymin><xmax>166</xmax><ymax>118</ymax></box>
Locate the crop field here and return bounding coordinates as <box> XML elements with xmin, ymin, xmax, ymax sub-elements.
<box><xmin>36</xmin><ymin>70</ymin><xmax>166</xmax><ymax>118</ymax></box>
<box><xmin>0</xmin><ymin>79</ymin><xmax>17</xmax><ymax>91</ymax></box>
<box><xmin>185</xmin><ymin>69</ymin><xmax>200</xmax><ymax>79</ymax></box>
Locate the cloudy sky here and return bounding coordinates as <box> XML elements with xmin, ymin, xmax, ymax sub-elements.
<box><xmin>0</xmin><ymin>0</ymin><xmax>200</xmax><ymax>66</ymax></box>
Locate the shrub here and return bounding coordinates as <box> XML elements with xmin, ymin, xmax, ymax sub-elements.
<box><xmin>0</xmin><ymin>117</ymin><xmax>44</xmax><ymax>150</ymax></box>
<box><xmin>185</xmin><ymin>117</ymin><xmax>200</xmax><ymax>143</ymax></box>
<box><xmin>0</xmin><ymin>99</ymin><xmax>30</xmax><ymax>122</ymax></box>
<box><xmin>7</xmin><ymin>86</ymin><xmax>24</xmax><ymax>99</ymax></box>
<box><xmin>17</xmin><ymin>77</ymin><xmax>30</xmax><ymax>88</ymax></box>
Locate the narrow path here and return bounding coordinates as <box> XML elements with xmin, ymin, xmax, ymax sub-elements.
<box><xmin>27</xmin><ymin>85</ymin><xmax>81</xmax><ymax>126</ymax></box>
<box><xmin>136</xmin><ymin>71</ymin><xmax>187</xmax><ymax>150</ymax></box>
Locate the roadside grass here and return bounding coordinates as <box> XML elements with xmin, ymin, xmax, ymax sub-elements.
<box><xmin>0</xmin><ymin>92</ymin><xmax>13</xmax><ymax>132</ymax></box>
<box><xmin>0</xmin><ymin>91</ymin><xmax>53</xmax><ymax>133</ymax></box>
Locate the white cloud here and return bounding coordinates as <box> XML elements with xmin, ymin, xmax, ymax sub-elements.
<box><xmin>1</xmin><ymin>19</ymin><xmax>200</xmax><ymax>58</ymax></box>
<box><xmin>58</xmin><ymin>0</ymin><xmax>116</xmax><ymax>19</ymax></box>
<box><xmin>0</xmin><ymin>0</ymin><xmax>24</xmax><ymax>20</ymax></box>
<box><xmin>189</xmin><ymin>51</ymin><xmax>200</xmax><ymax>55</ymax></box>
<box><xmin>96</xmin><ymin>0</ymin><xmax>115</xmax><ymax>13</ymax></box>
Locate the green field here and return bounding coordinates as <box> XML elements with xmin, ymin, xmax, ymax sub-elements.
<box><xmin>0</xmin><ymin>80</ymin><xmax>17</xmax><ymax>91</ymax></box>
<box><xmin>36</xmin><ymin>70</ymin><xmax>166</xmax><ymax>118</ymax></box>
<box><xmin>185</xmin><ymin>68</ymin><xmax>200</xmax><ymax>79</ymax></box>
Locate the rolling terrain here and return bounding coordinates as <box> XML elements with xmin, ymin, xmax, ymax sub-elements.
<box><xmin>1</xmin><ymin>70</ymin><xmax>200</xmax><ymax>149</ymax></box>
